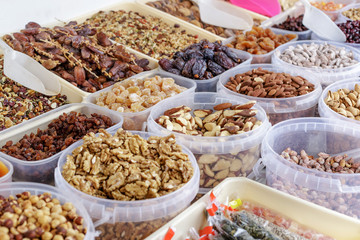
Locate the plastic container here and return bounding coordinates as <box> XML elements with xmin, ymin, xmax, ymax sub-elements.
<box><xmin>217</xmin><ymin>64</ymin><xmax>322</xmax><ymax>125</ymax></box>
<box><xmin>318</xmin><ymin>78</ymin><xmax>360</xmax><ymax>124</ymax></box>
<box><xmin>55</xmin><ymin>130</ymin><xmax>200</xmax><ymax>239</ymax></box>
<box><xmin>147</xmin><ymin>92</ymin><xmax>271</xmax><ymax>192</ymax></box>
<box><xmin>0</xmin><ymin>182</ymin><xmax>96</xmax><ymax>239</ymax></box>
<box><xmin>145</xmin><ymin>177</ymin><xmax>360</xmax><ymax>240</ymax></box>
<box><xmin>0</xmin><ymin>158</ymin><xmax>13</xmax><ymax>184</ymax></box>
<box><xmin>261</xmin><ymin>2</ymin><xmax>312</xmax><ymax>40</ymax></box>
<box><xmin>272</xmin><ymin>40</ymin><xmax>360</xmax><ymax>87</ymax></box>
<box><xmin>0</xmin><ymin>103</ymin><xmax>123</xmax><ymax>184</ymax></box>
<box><xmin>85</xmin><ymin>69</ymin><xmax>196</xmax><ymax>131</ymax></box>
<box><xmin>310</xmin><ymin>0</ymin><xmax>355</xmax><ymax>21</ymax></box>
<box><xmin>338</xmin><ymin>2</ymin><xmax>360</xmax><ymax>21</ymax></box>
<box><xmin>158</xmin><ymin>48</ymin><xmax>252</xmax><ymax>92</ymax></box>
<box><xmin>261</xmin><ymin>117</ymin><xmax>360</xmax><ymax>218</ymax></box>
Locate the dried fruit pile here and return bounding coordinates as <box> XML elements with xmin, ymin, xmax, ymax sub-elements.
<box><xmin>159</xmin><ymin>40</ymin><xmax>243</xmax><ymax>80</ymax></box>
<box><xmin>272</xmin><ymin>15</ymin><xmax>308</xmax><ymax>32</ymax></box>
<box><xmin>3</xmin><ymin>21</ymin><xmax>151</xmax><ymax>93</ymax></box>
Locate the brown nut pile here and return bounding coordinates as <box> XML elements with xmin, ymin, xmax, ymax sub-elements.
<box><xmin>145</xmin><ymin>0</ymin><xmax>262</xmax><ymax>38</ymax></box>
<box><xmin>1</xmin><ymin>111</ymin><xmax>114</xmax><ymax>161</ymax></box>
<box><xmin>281</xmin><ymin>148</ymin><xmax>360</xmax><ymax>173</ymax></box>
<box><xmin>95</xmin><ymin>76</ymin><xmax>186</xmax><ymax>113</ymax></box>
<box><xmin>62</xmin><ymin>128</ymin><xmax>194</xmax><ymax>200</ymax></box>
<box><xmin>0</xmin><ymin>56</ymin><xmax>67</xmax><ymax>131</ymax></box>
<box><xmin>224</xmin><ymin>67</ymin><xmax>315</xmax><ymax>98</ymax></box>
<box><xmin>155</xmin><ymin>101</ymin><xmax>262</xmax><ymax>137</ymax></box>
<box><xmin>197</xmin><ymin>146</ymin><xmax>260</xmax><ymax>188</ymax></box>
<box><xmin>83</xmin><ymin>10</ymin><xmax>199</xmax><ymax>60</ymax></box>
<box><xmin>0</xmin><ymin>192</ymin><xmax>87</xmax><ymax>240</ymax></box>
<box><xmin>96</xmin><ymin>215</ymin><xmax>173</xmax><ymax>240</ymax></box>
<box><xmin>226</xmin><ymin>26</ymin><xmax>297</xmax><ymax>55</ymax></box>
<box><xmin>324</xmin><ymin>84</ymin><xmax>360</xmax><ymax>121</ymax></box>
<box><xmin>3</xmin><ymin>21</ymin><xmax>150</xmax><ymax>93</ymax></box>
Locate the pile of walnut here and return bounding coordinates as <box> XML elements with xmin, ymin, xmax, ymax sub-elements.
<box><xmin>155</xmin><ymin>101</ymin><xmax>262</xmax><ymax>136</ymax></box>
<box><xmin>62</xmin><ymin>128</ymin><xmax>194</xmax><ymax>201</ymax></box>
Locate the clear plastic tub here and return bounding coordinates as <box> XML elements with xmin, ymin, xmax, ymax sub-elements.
<box><xmin>261</xmin><ymin>117</ymin><xmax>360</xmax><ymax>218</ymax></box>
<box><xmin>310</xmin><ymin>0</ymin><xmax>355</xmax><ymax>21</ymax></box>
<box><xmin>55</xmin><ymin>130</ymin><xmax>200</xmax><ymax>239</ymax></box>
<box><xmin>318</xmin><ymin>78</ymin><xmax>360</xmax><ymax>124</ymax></box>
<box><xmin>311</xmin><ymin>30</ymin><xmax>360</xmax><ymax>50</ymax></box>
<box><xmin>85</xmin><ymin>69</ymin><xmax>196</xmax><ymax>131</ymax></box>
<box><xmin>0</xmin><ymin>157</ymin><xmax>13</xmax><ymax>184</ymax></box>
<box><xmin>158</xmin><ymin>48</ymin><xmax>252</xmax><ymax>92</ymax></box>
<box><xmin>0</xmin><ymin>182</ymin><xmax>96</xmax><ymax>239</ymax></box>
<box><xmin>223</xmin><ymin>32</ymin><xmax>298</xmax><ymax>64</ymax></box>
<box><xmin>146</xmin><ymin>178</ymin><xmax>360</xmax><ymax>240</ymax></box>
<box><xmin>272</xmin><ymin>40</ymin><xmax>360</xmax><ymax>87</ymax></box>
<box><xmin>338</xmin><ymin>2</ymin><xmax>360</xmax><ymax>21</ymax></box>
<box><xmin>261</xmin><ymin>2</ymin><xmax>312</xmax><ymax>40</ymax></box>
<box><xmin>147</xmin><ymin>92</ymin><xmax>271</xmax><ymax>192</ymax></box>
<box><xmin>217</xmin><ymin>64</ymin><xmax>322</xmax><ymax>125</ymax></box>
<box><xmin>0</xmin><ymin>103</ymin><xmax>123</xmax><ymax>184</ymax></box>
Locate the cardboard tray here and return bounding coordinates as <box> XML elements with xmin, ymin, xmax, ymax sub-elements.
<box><xmin>146</xmin><ymin>177</ymin><xmax>360</xmax><ymax>240</ymax></box>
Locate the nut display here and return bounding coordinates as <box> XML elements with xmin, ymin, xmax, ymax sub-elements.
<box><xmin>0</xmin><ymin>56</ymin><xmax>67</xmax><ymax>131</ymax></box>
<box><xmin>224</xmin><ymin>67</ymin><xmax>315</xmax><ymax>98</ymax></box>
<box><xmin>95</xmin><ymin>75</ymin><xmax>187</xmax><ymax>113</ymax></box>
<box><xmin>338</xmin><ymin>20</ymin><xmax>360</xmax><ymax>43</ymax></box>
<box><xmin>225</xmin><ymin>26</ymin><xmax>297</xmax><ymax>55</ymax></box>
<box><xmin>83</xmin><ymin>10</ymin><xmax>200</xmax><ymax>60</ymax></box>
<box><xmin>281</xmin><ymin>148</ymin><xmax>360</xmax><ymax>173</ymax></box>
<box><xmin>310</xmin><ymin>1</ymin><xmax>345</xmax><ymax>11</ymax></box>
<box><xmin>277</xmin><ymin>42</ymin><xmax>359</xmax><ymax>68</ymax></box>
<box><xmin>3</xmin><ymin>21</ymin><xmax>151</xmax><ymax>93</ymax></box>
<box><xmin>272</xmin><ymin>15</ymin><xmax>308</xmax><ymax>32</ymax></box>
<box><xmin>145</xmin><ymin>0</ymin><xmax>263</xmax><ymax>38</ymax></box>
<box><xmin>0</xmin><ymin>111</ymin><xmax>114</xmax><ymax>161</ymax></box>
<box><xmin>159</xmin><ymin>40</ymin><xmax>244</xmax><ymax>79</ymax></box>
<box><xmin>0</xmin><ymin>191</ymin><xmax>87</xmax><ymax>240</ymax></box>
<box><xmin>324</xmin><ymin>83</ymin><xmax>360</xmax><ymax>120</ymax></box>
<box><xmin>62</xmin><ymin>128</ymin><xmax>194</xmax><ymax>200</ymax></box>
<box><xmin>342</xmin><ymin>7</ymin><xmax>360</xmax><ymax>20</ymax></box>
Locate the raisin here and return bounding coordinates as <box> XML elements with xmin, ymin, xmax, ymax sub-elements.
<box><xmin>203</xmin><ymin>71</ymin><xmax>214</xmax><ymax>79</ymax></box>
<box><xmin>168</xmin><ymin>68</ymin><xmax>181</xmax><ymax>75</ymax></box>
<box><xmin>192</xmin><ymin>59</ymin><xmax>207</xmax><ymax>79</ymax></box>
<box><xmin>135</xmin><ymin>58</ymin><xmax>150</xmax><ymax>68</ymax></box>
<box><xmin>202</xmin><ymin>48</ymin><xmax>214</xmax><ymax>60</ymax></box>
<box><xmin>207</xmin><ymin>60</ymin><xmax>225</xmax><ymax>75</ymax></box>
<box><xmin>159</xmin><ymin>58</ymin><xmax>173</xmax><ymax>71</ymax></box>
<box><xmin>181</xmin><ymin>58</ymin><xmax>196</xmax><ymax>78</ymax></box>
<box><xmin>224</xmin><ymin>47</ymin><xmax>241</xmax><ymax>63</ymax></box>
<box><xmin>214</xmin><ymin>52</ymin><xmax>234</xmax><ymax>70</ymax></box>
<box><xmin>173</xmin><ymin>57</ymin><xmax>185</xmax><ymax>71</ymax></box>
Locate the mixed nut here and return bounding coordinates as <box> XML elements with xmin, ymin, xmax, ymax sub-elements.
<box><xmin>83</xmin><ymin>10</ymin><xmax>199</xmax><ymax>60</ymax></box>
<box><xmin>226</xmin><ymin>26</ymin><xmax>297</xmax><ymax>55</ymax></box>
<box><xmin>62</xmin><ymin>128</ymin><xmax>194</xmax><ymax>200</ymax></box>
<box><xmin>159</xmin><ymin>39</ymin><xmax>244</xmax><ymax>80</ymax></box>
<box><xmin>3</xmin><ymin>21</ymin><xmax>151</xmax><ymax>93</ymax></box>
<box><xmin>324</xmin><ymin>83</ymin><xmax>360</xmax><ymax>121</ymax></box>
<box><xmin>0</xmin><ymin>191</ymin><xmax>87</xmax><ymax>240</ymax></box>
<box><xmin>0</xmin><ymin>56</ymin><xmax>67</xmax><ymax>131</ymax></box>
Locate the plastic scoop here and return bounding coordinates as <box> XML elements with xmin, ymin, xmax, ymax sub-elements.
<box><xmin>300</xmin><ymin>0</ymin><xmax>346</xmax><ymax>42</ymax></box>
<box><xmin>230</xmin><ymin>0</ymin><xmax>281</xmax><ymax>17</ymax></box>
<box><xmin>192</xmin><ymin>0</ymin><xmax>253</xmax><ymax>30</ymax></box>
<box><xmin>0</xmin><ymin>39</ymin><xmax>61</xmax><ymax>96</ymax></box>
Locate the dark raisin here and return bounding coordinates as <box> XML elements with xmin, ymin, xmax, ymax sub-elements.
<box><xmin>207</xmin><ymin>60</ymin><xmax>225</xmax><ymax>75</ymax></box>
<box><xmin>214</xmin><ymin>52</ymin><xmax>234</xmax><ymax>70</ymax></box>
<box><xmin>192</xmin><ymin>59</ymin><xmax>207</xmax><ymax>79</ymax></box>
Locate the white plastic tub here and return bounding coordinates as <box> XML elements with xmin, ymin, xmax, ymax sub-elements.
<box><xmin>261</xmin><ymin>2</ymin><xmax>312</xmax><ymax>40</ymax></box>
<box><xmin>310</xmin><ymin>0</ymin><xmax>355</xmax><ymax>21</ymax></box>
<box><xmin>158</xmin><ymin>49</ymin><xmax>252</xmax><ymax>92</ymax></box>
<box><xmin>272</xmin><ymin>40</ymin><xmax>360</xmax><ymax>87</ymax></box>
<box><xmin>0</xmin><ymin>103</ymin><xmax>123</xmax><ymax>184</ymax></box>
<box><xmin>318</xmin><ymin>78</ymin><xmax>360</xmax><ymax>124</ymax></box>
<box><xmin>217</xmin><ymin>64</ymin><xmax>322</xmax><ymax>125</ymax></box>
<box><xmin>261</xmin><ymin>117</ymin><xmax>360</xmax><ymax>218</ymax></box>
<box><xmin>0</xmin><ymin>182</ymin><xmax>96</xmax><ymax>239</ymax></box>
<box><xmin>145</xmin><ymin>177</ymin><xmax>360</xmax><ymax>240</ymax></box>
<box><xmin>85</xmin><ymin>69</ymin><xmax>196</xmax><ymax>130</ymax></box>
<box><xmin>55</xmin><ymin>130</ymin><xmax>200</xmax><ymax>239</ymax></box>
<box><xmin>147</xmin><ymin>92</ymin><xmax>271</xmax><ymax>192</ymax></box>
<box><xmin>0</xmin><ymin>158</ymin><xmax>13</xmax><ymax>184</ymax></box>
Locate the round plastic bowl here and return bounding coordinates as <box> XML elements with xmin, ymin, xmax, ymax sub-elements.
<box><xmin>311</xmin><ymin>31</ymin><xmax>360</xmax><ymax>50</ymax></box>
<box><xmin>338</xmin><ymin>2</ymin><xmax>360</xmax><ymax>21</ymax></box>
<box><xmin>261</xmin><ymin>117</ymin><xmax>360</xmax><ymax>218</ymax></box>
<box><xmin>310</xmin><ymin>0</ymin><xmax>355</xmax><ymax>21</ymax></box>
<box><xmin>318</xmin><ymin>78</ymin><xmax>360</xmax><ymax>124</ymax></box>
<box><xmin>0</xmin><ymin>157</ymin><xmax>13</xmax><ymax>184</ymax></box>
<box><xmin>217</xmin><ymin>64</ymin><xmax>322</xmax><ymax>125</ymax></box>
<box><xmin>272</xmin><ymin>40</ymin><xmax>360</xmax><ymax>88</ymax></box>
<box><xmin>55</xmin><ymin>130</ymin><xmax>200</xmax><ymax>224</ymax></box>
<box><xmin>147</xmin><ymin>92</ymin><xmax>271</xmax><ymax>191</ymax></box>
<box><xmin>0</xmin><ymin>182</ymin><xmax>96</xmax><ymax>239</ymax></box>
